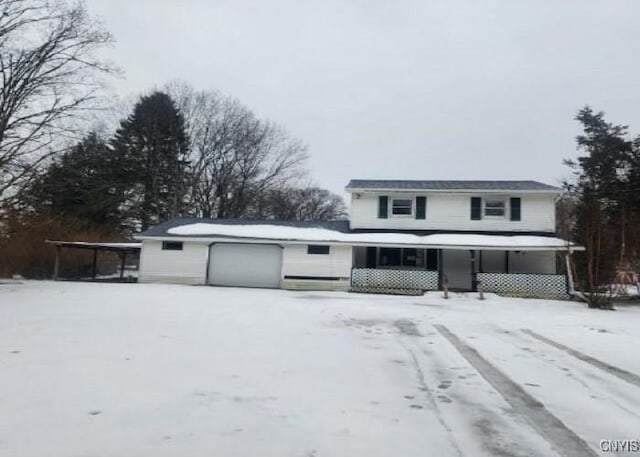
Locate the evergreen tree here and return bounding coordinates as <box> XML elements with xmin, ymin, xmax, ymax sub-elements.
<box><xmin>112</xmin><ymin>92</ymin><xmax>189</xmax><ymax>230</ymax></box>
<box><xmin>22</xmin><ymin>133</ymin><xmax>127</xmax><ymax>231</ymax></box>
<box><xmin>565</xmin><ymin>106</ymin><xmax>634</xmax><ymax>307</ymax></box>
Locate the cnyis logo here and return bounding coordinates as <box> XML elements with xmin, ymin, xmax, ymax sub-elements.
<box><xmin>600</xmin><ymin>440</ymin><xmax>640</xmax><ymax>453</ymax></box>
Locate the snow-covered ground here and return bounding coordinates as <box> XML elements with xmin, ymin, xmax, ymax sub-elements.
<box><xmin>1</xmin><ymin>281</ymin><xmax>640</xmax><ymax>456</ymax></box>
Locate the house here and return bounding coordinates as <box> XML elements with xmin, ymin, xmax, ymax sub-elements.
<box><xmin>135</xmin><ymin>180</ymin><xmax>581</xmax><ymax>299</ymax></box>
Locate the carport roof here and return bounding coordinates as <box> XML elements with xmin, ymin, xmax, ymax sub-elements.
<box><xmin>45</xmin><ymin>240</ymin><xmax>141</xmax><ymax>251</ymax></box>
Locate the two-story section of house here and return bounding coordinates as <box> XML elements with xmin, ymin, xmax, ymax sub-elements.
<box><xmin>346</xmin><ymin>180</ymin><xmax>567</xmax><ymax>293</ymax></box>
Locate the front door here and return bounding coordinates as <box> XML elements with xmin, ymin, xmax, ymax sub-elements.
<box><xmin>442</xmin><ymin>250</ymin><xmax>472</xmax><ymax>290</ymax></box>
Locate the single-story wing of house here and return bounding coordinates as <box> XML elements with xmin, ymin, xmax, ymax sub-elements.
<box><xmin>135</xmin><ymin>216</ymin><xmax>582</xmax><ymax>299</ymax></box>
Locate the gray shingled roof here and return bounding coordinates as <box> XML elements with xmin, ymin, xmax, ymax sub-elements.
<box><xmin>138</xmin><ymin>217</ymin><xmax>351</xmax><ymax>238</ymax></box>
<box><xmin>346</xmin><ymin>179</ymin><xmax>562</xmax><ymax>192</ymax></box>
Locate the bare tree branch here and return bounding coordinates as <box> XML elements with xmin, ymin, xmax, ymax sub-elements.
<box><xmin>0</xmin><ymin>0</ymin><xmax>114</xmax><ymax>203</ymax></box>
<box><xmin>169</xmin><ymin>83</ymin><xmax>309</xmax><ymax>219</ymax></box>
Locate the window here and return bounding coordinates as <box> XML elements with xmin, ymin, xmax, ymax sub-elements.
<box><xmin>162</xmin><ymin>241</ymin><xmax>183</xmax><ymax>251</ymax></box>
<box><xmin>401</xmin><ymin>248</ymin><xmax>425</xmax><ymax>267</ymax></box>
<box><xmin>307</xmin><ymin>245</ymin><xmax>330</xmax><ymax>255</ymax></box>
<box><xmin>484</xmin><ymin>199</ymin><xmax>506</xmax><ymax>217</ymax></box>
<box><xmin>379</xmin><ymin>248</ymin><xmax>402</xmax><ymax>266</ymax></box>
<box><xmin>379</xmin><ymin>248</ymin><xmax>429</xmax><ymax>269</ymax></box>
<box><xmin>392</xmin><ymin>198</ymin><xmax>412</xmax><ymax>215</ymax></box>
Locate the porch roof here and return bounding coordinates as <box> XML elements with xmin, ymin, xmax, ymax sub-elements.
<box><xmin>137</xmin><ymin>222</ymin><xmax>583</xmax><ymax>252</ymax></box>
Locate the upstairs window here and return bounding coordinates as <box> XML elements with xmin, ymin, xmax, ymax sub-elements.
<box><xmin>162</xmin><ymin>241</ymin><xmax>183</xmax><ymax>251</ymax></box>
<box><xmin>392</xmin><ymin>198</ymin><xmax>412</xmax><ymax>215</ymax></box>
<box><xmin>484</xmin><ymin>199</ymin><xmax>506</xmax><ymax>218</ymax></box>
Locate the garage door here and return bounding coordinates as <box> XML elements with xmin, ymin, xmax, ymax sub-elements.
<box><xmin>208</xmin><ymin>243</ymin><xmax>282</xmax><ymax>288</ymax></box>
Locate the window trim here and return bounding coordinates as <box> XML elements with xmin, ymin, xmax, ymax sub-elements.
<box><xmin>307</xmin><ymin>245</ymin><xmax>330</xmax><ymax>255</ymax></box>
<box><xmin>390</xmin><ymin>197</ymin><xmax>413</xmax><ymax>217</ymax></box>
<box><xmin>483</xmin><ymin>198</ymin><xmax>507</xmax><ymax>219</ymax></box>
<box><xmin>162</xmin><ymin>241</ymin><xmax>183</xmax><ymax>251</ymax></box>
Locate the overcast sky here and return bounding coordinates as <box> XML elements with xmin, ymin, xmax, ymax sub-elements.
<box><xmin>86</xmin><ymin>0</ymin><xmax>640</xmax><ymax>197</ymax></box>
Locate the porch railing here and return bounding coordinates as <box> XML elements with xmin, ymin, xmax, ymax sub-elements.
<box><xmin>351</xmin><ymin>268</ymin><xmax>439</xmax><ymax>295</ymax></box>
<box><xmin>476</xmin><ymin>272</ymin><xmax>568</xmax><ymax>300</ymax></box>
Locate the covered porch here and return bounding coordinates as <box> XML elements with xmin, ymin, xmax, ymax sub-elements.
<box><xmin>350</xmin><ymin>240</ymin><xmax>579</xmax><ymax>299</ymax></box>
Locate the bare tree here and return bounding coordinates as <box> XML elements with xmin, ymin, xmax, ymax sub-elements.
<box><xmin>0</xmin><ymin>0</ymin><xmax>114</xmax><ymax>203</ymax></box>
<box><xmin>168</xmin><ymin>83</ymin><xmax>308</xmax><ymax>218</ymax></box>
<box><xmin>256</xmin><ymin>185</ymin><xmax>347</xmax><ymax>221</ymax></box>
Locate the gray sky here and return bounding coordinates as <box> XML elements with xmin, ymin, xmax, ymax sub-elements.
<box><xmin>86</xmin><ymin>0</ymin><xmax>640</xmax><ymax>197</ymax></box>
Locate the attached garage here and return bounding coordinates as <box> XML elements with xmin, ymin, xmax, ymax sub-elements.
<box><xmin>207</xmin><ymin>243</ymin><xmax>283</xmax><ymax>288</ymax></box>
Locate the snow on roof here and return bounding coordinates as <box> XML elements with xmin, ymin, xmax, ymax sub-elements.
<box><xmin>164</xmin><ymin>223</ymin><xmax>580</xmax><ymax>250</ymax></box>
<box><xmin>137</xmin><ymin>217</ymin><xmax>350</xmax><ymax>238</ymax></box>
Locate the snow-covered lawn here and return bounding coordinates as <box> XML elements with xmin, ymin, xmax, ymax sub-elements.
<box><xmin>1</xmin><ymin>281</ymin><xmax>640</xmax><ymax>456</ymax></box>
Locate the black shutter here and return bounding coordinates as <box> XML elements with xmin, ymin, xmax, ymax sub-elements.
<box><xmin>510</xmin><ymin>197</ymin><xmax>521</xmax><ymax>221</ymax></box>
<box><xmin>378</xmin><ymin>196</ymin><xmax>388</xmax><ymax>219</ymax></box>
<box><xmin>415</xmin><ymin>196</ymin><xmax>426</xmax><ymax>219</ymax></box>
<box><xmin>471</xmin><ymin>197</ymin><xmax>482</xmax><ymax>220</ymax></box>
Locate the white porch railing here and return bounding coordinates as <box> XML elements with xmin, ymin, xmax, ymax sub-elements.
<box><xmin>476</xmin><ymin>272</ymin><xmax>568</xmax><ymax>299</ymax></box>
<box><xmin>351</xmin><ymin>268</ymin><xmax>439</xmax><ymax>294</ymax></box>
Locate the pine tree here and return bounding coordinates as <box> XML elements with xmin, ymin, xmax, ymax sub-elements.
<box><xmin>112</xmin><ymin>92</ymin><xmax>189</xmax><ymax>230</ymax></box>
<box><xmin>566</xmin><ymin>106</ymin><xmax>634</xmax><ymax>307</ymax></box>
<box><xmin>23</xmin><ymin>132</ymin><xmax>127</xmax><ymax>231</ymax></box>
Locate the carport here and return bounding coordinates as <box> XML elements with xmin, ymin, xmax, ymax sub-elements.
<box><xmin>45</xmin><ymin>240</ymin><xmax>141</xmax><ymax>281</ymax></box>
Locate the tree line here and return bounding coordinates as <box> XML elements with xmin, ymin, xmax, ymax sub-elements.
<box><xmin>0</xmin><ymin>0</ymin><xmax>344</xmax><ymax>277</ymax></box>
<box><xmin>19</xmin><ymin>87</ymin><xmax>346</xmax><ymax>233</ymax></box>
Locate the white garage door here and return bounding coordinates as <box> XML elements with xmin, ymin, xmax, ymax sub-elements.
<box><xmin>208</xmin><ymin>243</ymin><xmax>282</xmax><ymax>288</ymax></box>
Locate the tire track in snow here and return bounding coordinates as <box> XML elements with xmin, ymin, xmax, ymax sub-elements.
<box><xmin>522</xmin><ymin>329</ymin><xmax>640</xmax><ymax>388</ymax></box>
<box><xmin>396</xmin><ymin>321</ymin><xmax>560</xmax><ymax>457</ymax></box>
<box><xmin>494</xmin><ymin>327</ymin><xmax>640</xmax><ymax>421</ymax></box>
<box><xmin>434</xmin><ymin>324</ymin><xmax>597</xmax><ymax>457</ymax></box>
<box><xmin>394</xmin><ymin>322</ymin><xmax>465</xmax><ymax>457</ymax></box>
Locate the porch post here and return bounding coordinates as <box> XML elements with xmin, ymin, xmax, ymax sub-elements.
<box><xmin>437</xmin><ymin>249</ymin><xmax>443</xmax><ymax>289</ymax></box>
<box><xmin>91</xmin><ymin>249</ymin><xmax>98</xmax><ymax>280</ymax></box>
<box><xmin>470</xmin><ymin>250</ymin><xmax>477</xmax><ymax>291</ymax></box>
<box><xmin>120</xmin><ymin>252</ymin><xmax>127</xmax><ymax>280</ymax></box>
<box><xmin>504</xmin><ymin>251</ymin><xmax>510</xmax><ymax>273</ymax></box>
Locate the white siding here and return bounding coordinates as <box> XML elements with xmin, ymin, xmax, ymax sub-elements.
<box><xmin>349</xmin><ymin>193</ymin><xmax>556</xmax><ymax>232</ymax></box>
<box><xmin>139</xmin><ymin>240</ymin><xmax>209</xmax><ymax>285</ymax></box>
<box><xmin>508</xmin><ymin>251</ymin><xmax>556</xmax><ymax>274</ymax></box>
<box><xmin>482</xmin><ymin>250</ymin><xmax>507</xmax><ymax>273</ymax></box>
<box><xmin>139</xmin><ymin>241</ymin><xmax>353</xmax><ymax>290</ymax></box>
<box><xmin>281</xmin><ymin>244</ymin><xmax>352</xmax><ymax>291</ymax></box>
<box><xmin>281</xmin><ymin>244</ymin><xmax>352</xmax><ymax>278</ymax></box>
